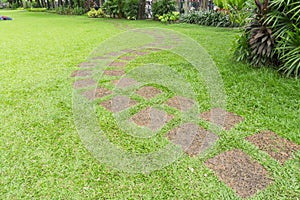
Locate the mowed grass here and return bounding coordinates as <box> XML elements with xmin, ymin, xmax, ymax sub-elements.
<box><xmin>0</xmin><ymin>10</ymin><xmax>299</xmax><ymax>199</ymax></box>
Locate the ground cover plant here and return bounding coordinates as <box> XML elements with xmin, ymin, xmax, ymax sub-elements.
<box><xmin>0</xmin><ymin>10</ymin><xmax>299</xmax><ymax>199</ymax></box>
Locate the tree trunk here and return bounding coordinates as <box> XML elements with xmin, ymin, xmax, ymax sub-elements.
<box><xmin>138</xmin><ymin>0</ymin><xmax>146</xmax><ymax>19</ymax></box>
<box><xmin>201</xmin><ymin>0</ymin><xmax>208</xmax><ymax>10</ymax></box>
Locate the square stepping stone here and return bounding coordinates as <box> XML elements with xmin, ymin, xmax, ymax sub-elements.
<box><xmin>165</xmin><ymin>96</ymin><xmax>195</xmax><ymax>112</ymax></box>
<box><xmin>111</xmin><ymin>77</ymin><xmax>139</xmax><ymax>88</ymax></box>
<box><xmin>100</xmin><ymin>95</ymin><xmax>137</xmax><ymax>113</ymax></box>
<box><xmin>136</xmin><ymin>86</ymin><xmax>162</xmax><ymax>99</ymax></box>
<box><xmin>104</xmin><ymin>69</ymin><xmax>125</xmax><ymax>76</ymax></box>
<box><xmin>82</xmin><ymin>87</ymin><xmax>112</xmax><ymax>100</ymax></box>
<box><xmin>161</xmin><ymin>45</ymin><xmax>173</xmax><ymax>49</ymax></box>
<box><xmin>70</xmin><ymin>70</ymin><xmax>93</xmax><ymax>77</ymax></box>
<box><xmin>73</xmin><ymin>78</ymin><xmax>97</xmax><ymax>89</ymax></box>
<box><xmin>121</xmin><ymin>49</ymin><xmax>133</xmax><ymax>53</ymax></box>
<box><xmin>205</xmin><ymin>149</ymin><xmax>273</xmax><ymax>198</ymax></box>
<box><xmin>107</xmin><ymin>52</ymin><xmax>122</xmax><ymax>56</ymax></box>
<box><xmin>132</xmin><ymin>51</ymin><xmax>149</xmax><ymax>56</ymax></box>
<box><xmin>200</xmin><ymin>108</ymin><xmax>244</xmax><ymax>130</ymax></box>
<box><xmin>131</xmin><ymin>107</ymin><xmax>173</xmax><ymax>131</ymax></box>
<box><xmin>246</xmin><ymin>130</ymin><xmax>300</xmax><ymax>164</ymax></box>
<box><xmin>91</xmin><ymin>56</ymin><xmax>109</xmax><ymax>60</ymax></box>
<box><xmin>167</xmin><ymin>123</ymin><xmax>218</xmax><ymax>156</ymax></box>
<box><xmin>108</xmin><ymin>61</ymin><xmax>127</xmax><ymax>67</ymax></box>
<box><xmin>119</xmin><ymin>56</ymin><xmax>136</xmax><ymax>61</ymax></box>
<box><xmin>78</xmin><ymin>62</ymin><xmax>97</xmax><ymax>68</ymax></box>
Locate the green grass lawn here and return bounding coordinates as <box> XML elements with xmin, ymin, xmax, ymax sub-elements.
<box><xmin>0</xmin><ymin>10</ymin><xmax>299</xmax><ymax>199</ymax></box>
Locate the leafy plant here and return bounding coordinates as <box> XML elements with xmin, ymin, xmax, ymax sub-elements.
<box><xmin>234</xmin><ymin>0</ymin><xmax>275</xmax><ymax>66</ymax></box>
<box><xmin>72</xmin><ymin>6</ymin><xmax>85</xmax><ymax>15</ymax></box>
<box><xmin>102</xmin><ymin>0</ymin><xmax>124</xmax><ymax>18</ymax></box>
<box><xmin>180</xmin><ymin>11</ymin><xmax>232</xmax><ymax>27</ymax></box>
<box><xmin>266</xmin><ymin>0</ymin><xmax>300</xmax><ymax>77</ymax></box>
<box><xmin>87</xmin><ymin>8</ymin><xmax>106</xmax><ymax>18</ymax></box>
<box><xmin>158</xmin><ymin>11</ymin><xmax>180</xmax><ymax>23</ymax></box>
<box><xmin>152</xmin><ymin>0</ymin><xmax>176</xmax><ymax>20</ymax></box>
<box><xmin>123</xmin><ymin>0</ymin><xmax>139</xmax><ymax>20</ymax></box>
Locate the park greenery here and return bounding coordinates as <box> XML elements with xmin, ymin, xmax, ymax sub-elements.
<box><xmin>1</xmin><ymin>0</ymin><xmax>299</xmax><ymax>77</ymax></box>
<box><xmin>1</xmin><ymin>10</ymin><xmax>299</xmax><ymax>199</ymax></box>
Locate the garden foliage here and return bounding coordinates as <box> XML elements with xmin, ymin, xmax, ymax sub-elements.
<box><xmin>234</xmin><ymin>0</ymin><xmax>300</xmax><ymax>77</ymax></box>
<box><xmin>152</xmin><ymin>0</ymin><xmax>176</xmax><ymax>20</ymax></box>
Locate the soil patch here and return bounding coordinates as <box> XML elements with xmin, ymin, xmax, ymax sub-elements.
<box><xmin>104</xmin><ymin>69</ymin><xmax>125</xmax><ymax>76</ymax></box>
<box><xmin>205</xmin><ymin>149</ymin><xmax>273</xmax><ymax>198</ymax></box>
<box><xmin>200</xmin><ymin>108</ymin><xmax>244</xmax><ymax>130</ymax></box>
<box><xmin>82</xmin><ymin>87</ymin><xmax>112</xmax><ymax>100</ymax></box>
<box><xmin>167</xmin><ymin>123</ymin><xmax>218</xmax><ymax>156</ymax></box>
<box><xmin>70</xmin><ymin>70</ymin><xmax>93</xmax><ymax>77</ymax></box>
<box><xmin>136</xmin><ymin>86</ymin><xmax>162</xmax><ymax>99</ymax></box>
<box><xmin>73</xmin><ymin>78</ymin><xmax>97</xmax><ymax>89</ymax></box>
<box><xmin>111</xmin><ymin>77</ymin><xmax>139</xmax><ymax>88</ymax></box>
<box><xmin>131</xmin><ymin>107</ymin><xmax>173</xmax><ymax>131</ymax></box>
<box><xmin>165</xmin><ymin>96</ymin><xmax>195</xmax><ymax>112</ymax></box>
<box><xmin>246</xmin><ymin>130</ymin><xmax>300</xmax><ymax>164</ymax></box>
<box><xmin>100</xmin><ymin>95</ymin><xmax>137</xmax><ymax>113</ymax></box>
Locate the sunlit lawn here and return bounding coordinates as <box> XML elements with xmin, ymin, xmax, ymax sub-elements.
<box><xmin>0</xmin><ymin>10</ymin><xmax>299</xmax><ymax>199</ymax></box>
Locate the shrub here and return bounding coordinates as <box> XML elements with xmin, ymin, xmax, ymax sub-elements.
<box><xmin>72</xmin><ymin>6</ymin><xmax>85</xmax><ymax>15</ymax></box>
<box><xmin>180</xmin><ymin>11</ymin><xmax>231</xmax><ymax>27</ymax></box>
<box><xmin>266</xmin><ymin>0</ymin><xmax>300</xmax><ymax>77</ymax></box>
<box><xmin>87</xmin><ymin>8</ymin><xmax>105</xmax><ymax>18</ymax></box>
<box><xmin>233</xmin><ymin>0</ymin><xmax>276</xmax><ymax>66</ymax></box>
<box><xmin>233</xmin><ymin>0</ymin><xmax>300</xmax><ymax>77</ymax></box>
<box><xmin>102</xmin><ymin>0</ymin><xmax>124</xmax><ymax>18</ymax></box>
<box><xmin>152</xmin><ymin>0</ymin><xmax>176</xmax><ymax>20</ymax></box>
<box><xmin>158</xmin><ymin>11</ymin><xmax>180</xmax><ymax>23</ymax></box>
<box><xmin>123</xmin><ymin>0</ymin><xmax>139</xmax><ymax>20</ymax></box>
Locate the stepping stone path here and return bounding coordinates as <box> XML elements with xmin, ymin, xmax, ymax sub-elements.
<box><xmin>131</xmin><ymin>107</ymin><xmax>173</xmax><ymax>131</ymax></box>
<box><xmin>82</xmin><ymin>87</ymin><xmax>111</xmax><ymax>100</ymax></box>
<box><xmin>73</xmin><ymin>78</ymin><xmax>97</xmax><ymax>89</ymax></box>
<box><xmin>167</xmin><ymin>123</ymin><xmax>218</xmax><ymax>156</ymax></box>
<box><xmin>165</xmin><ymin>96</ymin><xmax>195</xmax><ymax>112</ymax></box>
<box><xmin>136</xmin><ymin>86</ymin><xmax>162</xmax><ymax>99</ymax></box>
<box><xmin>100</xmin><ymin>95</ymin><xmax>137</xmax><ymax>113</ymax></box>
<box><xmin>200</xmin><ymin>107</ymin><xmax>244</xmax><ymax>130</ymax></box>
<box><xmin>246</xmin><ymin>130</ymin><xmax>300</xmax><ymax>164</ymax></box>
<box><xmin>111</xmin><ymin>77</ymin><xmax>139</xmax><ymax>88</ymax></box>
<box><xmin>205</xmin><ymin>149</ymin><xmax>274</xmax><ymax>198</ymax></box>
<box><xmin>71</xmin><ymin>26</ymin><xmax>300</xmax><ymax>198</ymax></box>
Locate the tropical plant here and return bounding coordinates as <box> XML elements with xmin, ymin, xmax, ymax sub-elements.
<box><xmin>102</xmin><ymin>0</ymin><xmax>124</xmax><ymax>18</ymax></box>
<box><xmin>234</xmin><ymin>0</ymin><xmax>276</xmax><ymax>66</ymax></box>
<box><xmin>266</xmin><ymin>0</ymin><xmax>300</xmax><ymax>77</ymax></box>
<box><xmin>152</xmin><ymin>0</ymin><xmax>176</xmax><ymax>20</ymax></box>
<box><xmin>180</xmin><ymin>11</ymin><xmax>232</xmax><ymax>27</ymax></box>
<box><xmin>123</xmin><ymin>0</ymin><xmax>139</xmax><ymax>20</ymax></box>
<box><xmin>158</xmin><ymin>11</ymin><xmax>180</xmax><ymax>23</ymax></box>
<box><xmin>87</xmin><ymin>8</ymin><xmax>106</xmax><ymax>18</ymax></box>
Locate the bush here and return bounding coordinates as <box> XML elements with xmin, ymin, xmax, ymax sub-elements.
<box><xmin>102</xmin><ymin>0</ymin><xmax>124</xmax><ymax>18</ymax></box>
<box><xmin>87</xmin><ymin>8</ymin><xmax>105</xmax><ymax>18</ymax></box>
<box><xmin>152</xmin><ymin>0</ymin><xmax>176</xmax><ymax>20</ymax></box>
<box><xmin>158</xmin><ymin>11</ymin><xmax>180</xmax><ymax>23</ymax></box>
<box><xmin>233</xmin><ymin>0</ymin><xmax>300</xmax><ymax>78</ymax></box>
<box><xmin>123</xmin><ymin>0</ymin><xmax>139</xmax><ymax>20</ymax></box>
<box><xmin>27</xmin><ymin>8</ymin><xmax>47</xmax><ymax>12</ymax></box>
<box><xmin>180</xmin><ymin>11</ymin><xmax>231</xmax><ymax>27</ymax></box>
<box><xmin>266</xmin><ymin>0</ymin><xmax>300</xmax><ymax>77</ymax></box>
<box><xmin>72</xmin><ymin>6</ymin><xmax>85</xmax><ymax>15</ymax></box>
